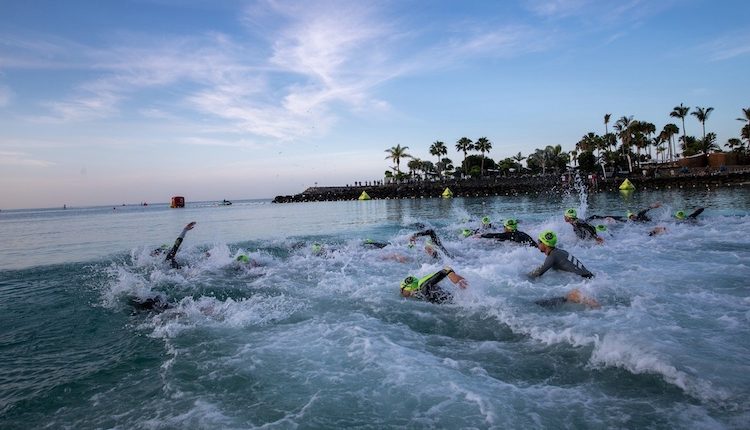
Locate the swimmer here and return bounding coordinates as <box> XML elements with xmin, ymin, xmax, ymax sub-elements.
<box><xmin>529</xmin><ymin>230</ymin><xmax>594</xmax><ymax>279</ymax></box>
<box><xmin>235</xmin><ymin>254</ymin><xmax>262</xmax><ymax>268</ymax></box>
<box><xmin>535</xmin><ymin>288</ymin><xmax>601</xmax><ymax>309</ymax></box>
<box><xmin>587</xmin><ymin>202</ymin><xmax>661</xmax><ymax>223</ymax></box>
<box><xmin>128</xmin><ymin>293</ymin><xmax>172</xmax><ymax>312</ymax></box>
<box><xmin>675</xmin><ymin>207</ymin><xmax>705</xmax><ymax>222</ymax></box>
<box><xmin>564</xmin><ymin>209</ymin><xmax>604</xmax><ymax>244</ymax></box>
<box><xmin>409</xmin><ymin>229</ymin><xmax>452</xmax><ymax>258</ymax></box>
<box><xmin>400</xmin><ymin>266</ymin><xmax>468</xmax><ymax>304</ymax></box>
<box><xmin>362</xmin><ymin>238</ymin><xmax>389</xmax><ymax>249</ymax></box>
<box><xmin>478</xmin><ymin>218</ymin><xmax>536</xmax><ymax>247</ymax></box>
<box><xmin>154</xmin><ymin>221</ymin><xmax>196</xmax><ymax>268</ymax></box>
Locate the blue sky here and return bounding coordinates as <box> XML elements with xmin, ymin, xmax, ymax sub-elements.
<box><xmin>1</xmin><ymin>0</ymin><xmax>748</xmax><ymax>209</ymax></box>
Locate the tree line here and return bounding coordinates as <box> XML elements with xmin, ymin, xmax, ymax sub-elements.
<box><xmin>385</xmin><ymin>106</ymin><xmax>750</xmax><ymax>179</ymax></box>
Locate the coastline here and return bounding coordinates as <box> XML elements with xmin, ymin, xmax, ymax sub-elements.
<box><xmin>273</xmin><ymin>167</ymin><xmax>750</xmax><ymax>203</ymax></box>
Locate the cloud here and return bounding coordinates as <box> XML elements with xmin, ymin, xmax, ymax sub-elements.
<box><xmin>524</xmin><ymin>0</ymin><xmax>591</xmax><ymax>18</ymax></box>
<box><xmin>0</xmin><ymin>85</ymin><xmax>11</xmax><ymax>106</ymax></box>
<box><xmin>0</xmin><ymin>150</ymin><xmax>55</xmax><ymax>167</ymax></box>
<box><xmin>700</xmin><ymin>31</ymin><xmax>750</xmax><ymax>61</ymax></box>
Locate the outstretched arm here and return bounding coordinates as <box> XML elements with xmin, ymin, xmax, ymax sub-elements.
<box><xmin>529</xmin><ymin>254</ymin><xmax>555</xmax><ymax>278</ymax></box>
<box><xmin>410</xmin><ymin>229</ymin><xmax>452</xmax><ymax>258</ymax></box>
<box><xmin>688</xmin><ymin>207</ymin><xmax>705</xmax><ymax>219</ymax></box>
<box><xmin>165</xmin><ymin>221</ymin><xmax>197</xmax><ymax>266</ymax></box>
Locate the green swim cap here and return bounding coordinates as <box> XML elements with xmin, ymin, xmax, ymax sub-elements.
<box><xmin>675</xmin><ymin>210</ymin><xmax>686</xmax><ymax>220</ymax></box>
<box><xmin>626</xmin><ymin>210</ymin><xmax>634</xmax><ymax>219</ymax></box>
<box><xmin>236</xmin><ymin>254</ymin><xmax>250</xmax><ymax>263</ymax></box>
<box><xmin>564</xmin><ymin>208</ymin><xmax>577</xmax><ymax>219</ymax></box>
<box><xmin>482</xmin><ymin>216</ymin><xmax>491</xmax><ymax>225</ymax></box>
<box><xmin>504</xmin><ymin>218</ymin><xmax>518</xmax><ymax>231</ymax></box>
<box><xmin>596</xmin><ymin>224</ymin><xmax>608</xmax><ymax>232</ymax></box>
<box><xmin>461</xmin><ymin>229</ymin><xmax>473</xmax><ymax>237</ymax></box>
<box><xmin>539</xmin><ymin>230</ymin><xmax>557</xmax><ymax>247</ymax></box>
<box><xmin>400</xmin><ymin>275</ymin><xmax>419</xmax><ymax>291</ymax></box>
<box><xmin>311</xmin><ymin>243</ymin><xmax>323</xmax><ymax>254</ymax></box>
<box><xmin>364</xmin><ymin>238</ymin><xmax>373</xmax><ymax>244</ymax></box>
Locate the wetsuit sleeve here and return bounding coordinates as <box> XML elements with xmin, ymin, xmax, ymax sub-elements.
<box><xmin>165</xmin><ymin>224</ymin><xmax>194</xmax><ymax>267</ymax></box>
<box><xmin>575</xmin><ymin>221</ymin><xmax>598</xmax><ymax>240</ymax></box>
<box><xmin>529</xmin><ymin>254</ymin><xmax>555</xmax><ymax>278</ymax></box>
<box><xmin>419</xmin><ymin>269</ymin><xmax>450</xmax><ymax>292</ymax></box>
<box><xmin>427</xmin><ymin>230</ymin><xmax>452</xmax><ymax>258</ymax></box>
<box><xmin>479</xmin><ymin>232</ymin><xmax>510</xmax><ymax>240</ymax></box>
<box><xmin>636</xmin><ymin>208</ymin><xmax>652</xmax><ymax>221</ymax></box>
<box><xmin>688</xmin><ymin>208</ymin><xmax>705</xmax><ymax>219</ymax></box>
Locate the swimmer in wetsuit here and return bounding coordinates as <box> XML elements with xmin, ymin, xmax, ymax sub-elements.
<box><xmin>588</xmin><ymin>202</ymin><xmax>661</xmax><ymax>223</ymax></box>
<box><xmin>128</xmin><ymin>293</ymin><xmax>172</xmax><ymax>312</ymax></box>
<box><xmin>529</xmin><ymin>230</ymin><xmax>594</xmax><ymax>279</ymax></box>
<box><xmin>409</xmin><ymin>229</ymin><xmax>452</xmax><ymax>258</ymax></box>
<box><xmin>564</xmin><ymin>209</ymin><xmax>603</xmax><ymax>244</ymax></box>
<box><xmin>535</xmin><ymin>288</ymin><xmax>601</xmax><ymax>309</ymax></box>
<box><xmin>649</xmin><ymin>207</ymin><xmax>705</xmax><ymax>236</ymax></box>
<box><xmin>478</xmin><ymin>218</ymin><xmax>537</xmax><ymax>247</ymax></box>
<box><xmin>362</xmin><ymin>238</ymin><xmax>389</xmax><ymax>249</ymax></box>
<box><xmin>151</xmin><ymin>222</ymin><xmax>196</xmax><ymax>268</ymax></box>
<box><xmin>400</xmin><ymin>267</ymin><xmax>468</xmax><ymax>304</ymax></box>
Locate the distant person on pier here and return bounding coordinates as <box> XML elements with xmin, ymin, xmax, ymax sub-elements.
<box><xmin>528</xmin><ymin>230</ymin><xmax>594</xmax><ymax>279</ymax></box>
<box><xmin>564</xmin><ymin>209</ymin><xmax>604</xmax><ymax>244</ymax></box>
<box><xmin>400</xmin><ymin>266</ymin><xmax>468</xmax><ymax>304</ymax></box>
<box><xmin>477</xmin><ymin>218</ymin><xmax>536</xmax><ymax>247</ymax></box>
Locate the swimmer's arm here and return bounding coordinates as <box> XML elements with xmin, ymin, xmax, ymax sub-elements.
<box><xmin>165</xmin><ymin>221</ymin><xmax>197</xmax><ymax>262</ymax></box>
<box><xmin>688</xmin><ymin>207</ymin><xmax>705</xmax><ymax>219</ymax></box>
<box><xmin>445</xmin><ymin>268</ymin><xmax>468</xmax><ymax>289</ymax></box>
<box><xmin>528</xmin><ymin>255</ymin><xmax>554</xmax><ymax>278</ymax></box>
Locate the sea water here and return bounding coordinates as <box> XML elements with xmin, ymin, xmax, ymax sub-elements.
<box><xmin>1</xmin><ymin>188</ymin><xmax>749</xmax><ymax>429</ymax></box>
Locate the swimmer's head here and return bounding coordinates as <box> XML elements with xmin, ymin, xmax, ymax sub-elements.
<box><xmin>503</xmin><ymin>218</ymin><xmax>518</xmax><ymax>231</ymax></box>
<box><xmin>400</xmin><ymin>276</ymin><xmax>419</xmax><ymax>292</ymax></box>
<box><xmin>311</xmin><ymin>243</ymin><xmax>323</xmax><ymax>254</ymax></box>
<box><xmin>236</xmin><ymin>254</ymin><xmax>250</xmax><ymax>263</ymax></box>
<box><xmin>481</xmin><ymin>216</ymin><xmax>491</xmax><ymax>226</ymax></box>
<box><xmin>564</xmin><ymin>208</ymin><xmax>577</xmax><ymax>220</ymax></box>
<box><xmin>675</xmin><ymin>210</ymin><xmax>686</xmax><ymax>220</ymax></box>
<box><xmin>538</xmin><ymin>230</ymin><xmax>557</xmax><ymax>248</ymax></box>
<box><xmin>626</xmin><ymin>210</ymin><xmax>634</xmax><ymax>219</ymax></box>
<box><xmin>596</xmin><ymin>224</ymin><xmax>608</xmax><ymax>232</ymax></box>
<box><xmin>461</xmin><ymin>229</ymin><xmax>473</xmax><ymax>238</ymax></box>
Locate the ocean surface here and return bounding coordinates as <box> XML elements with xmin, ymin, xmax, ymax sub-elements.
<box><xmin>1</xmin><ymin>185</ymin><xmax>749</xmax><ymax>429</ymax></box>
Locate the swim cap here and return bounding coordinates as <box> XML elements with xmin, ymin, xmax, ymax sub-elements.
<box><xmin>400</xmin><ymin>276</ymin><xmax>419</xmax><ymax>291</ymax></box>
<box><xmin>675</xmin><ymin>210</ymin><xmax>686</xmax><ymax>220</ymax></box>
<box><xmin>626</xmin><ymin>210</ymin><xmax>634</xmax><ymax>219</ymax></box>
<box><xmin>461</xmin><ymin>229</ymin><xmax>473</xmax><ymax>237</ymax></box>
<box><xmin>564</xmin><ymin>208</ymin><xmax>577</xmax><ymax>219</ymax></box>
<box><xmin>596</xmin><ymin>224</ymin><xmax>608</xmax><ymax>232</ymax></box>
<box><xmin>503</xmin><ymin>218</ymin><xmax>518</xmax><ymax>231</ymax></box>
<box><xmin>538</xmin><ymin>230</ymin><xmax>557</xmax><ymax>247</ymax></box>
<box><xmin>482</xmin><ymin>216</ymin><xmax>491</xmax><ymax>225</ymax></box>
<box><xmin>311</xmin><ymin>243</ymin><xmax>323</xmax><ymax>254</ymax></box>
<box><xmin>364</xmin><ymin>238</ymin><xmax>373</xmax><ymax>244</ymax></box>
<box><xmin>236</xmin><ymin>254</ymin><xmax>250</xmax><ymax>263</ymax></box>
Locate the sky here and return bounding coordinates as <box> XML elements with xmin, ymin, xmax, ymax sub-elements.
<box><xmin>1</xmin><ymin>0</ymin><xmax>748</xmax><ymax>209</ymax></box>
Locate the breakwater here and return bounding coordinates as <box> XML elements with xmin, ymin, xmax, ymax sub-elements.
<box><xmin>272</xmin><ymin>170</ymin><xmax>750</xmax><ymax>203</ymax></box>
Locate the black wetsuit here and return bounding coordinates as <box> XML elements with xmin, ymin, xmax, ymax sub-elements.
<box><xmin>588</xmin><ymin>206</ymin><xmax>656</xmax><ymax>223</ymax></box>
<box><xmin>479</xmin><ymin>231</ymin><xmax>537</xmax><ymax>247</ymax></box>
<box><xmin>415</xmin><ymin>269</ymin><xmax>453</xmax><ymax>304</ymax></box>
<box><xmin>683</xmin><ymin>208</ymin><xmax>705</xmax><ymax>221</ymax></box>
<box><xmin>570</xmin><ymin>219</ymin><xmax>599</xmax><ymax>241</ymax></box>
<box><xmin>129</xmin><ymin>295</ymin><xmax>172</xmax><ymax>312</ymax></box>
<box><xmin>529</xmin><ymin>248</ymin><xmax>594</xmax><ymax>279</ymax></box>
<box><xmin>534</xmin><ymin>296</ymin><xmax>569</xmax><ymax>308</ymax></box>
<box><xmin>411</xmin><ymin>229</ymin><xmax>452</xmax><ymax>258</ymax></box>
<box><xmin>363</xmin><ymin>241</ymin><xmax>389</xmax><ymax>249</ymax></box>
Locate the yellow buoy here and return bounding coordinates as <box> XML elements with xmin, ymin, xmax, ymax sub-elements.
<box><xmin>358</xmin><ymin>191</ymin><xmax>371</xmax><ymax>200</ymax></box>
<box><xmin>619</xmin><ymin>179</ymin><xmax>635</xmax><ymax>190</ymax></box>
<box><xmin>442</xmin><ymin>187</ymin><xmax>454</xmax><ymax>198</ymax></box>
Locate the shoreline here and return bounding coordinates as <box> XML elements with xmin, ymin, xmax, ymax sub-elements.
<box><xmin>273</xmin><ymin>168</ymin><xmax>750</xmax><ymax>203</ymax></box>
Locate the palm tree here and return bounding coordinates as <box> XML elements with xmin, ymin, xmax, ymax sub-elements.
<box><xmin>614</xmin><ymin>116</ymin><xmax>634</xmax><ymax>171</ymax></box>
<box><xmin>604</xmin><ymin>113</ymin><xmax>611</xmax><ymax>141</ymax></box>
<box><xmin>670</xmin><ymin>103</ymin><xmax>690</xmax><ymax>152</ymax></box>
<box><xmin>384</xmin><ymin>144</ymin><xmax>411</xmax><ymax>175</ymax></box>
<box><xmin>737</xmin><ymin>108</ymin><xmax>750</xmax><ymax>145</ymax></box>
<box><xmin>691</xmin><ymin>106</ymin><xmax>714</xmax><ymax>141</ymax></box>
<box><xmin>407</xmin><ymin>158</ymin><xmax>422</xmax><ymax>178</ymax></box>
<box><xmin>662</xmin><ymin>123</ymin><xmax>679</xmax><ymax>161</ymax></box>
<box><xmin>725</xmin><ymin>138</ymin><xmax>742</xmax><ymax>152</ymax></box>
<box><xmin>474</xmin><ymin>137</ymin><xmax>492</xmax><ymax>176</ymax></box>
<box><xmin>455</xmin><ymin>137</ymin><xmax>473</xmax><ymax>175</ymax></box>
<box><xmin>697</xmin><ymin>132</ymin><xmax>720</xmax><ymax>155</ymax></box>
<box><xmin>511</xmin><ymin>152</ymin><xmax>526</xmax><ymax>173</ymax></box>
<box><xmin>429</xmin><ymin>141</ymin><xmax>447</xmax><ymax>177</ymax></box>
<box><xmin>640</xmin><ymin>121</ymin><xmax>656</xmax><ymax>161</ymax></box>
